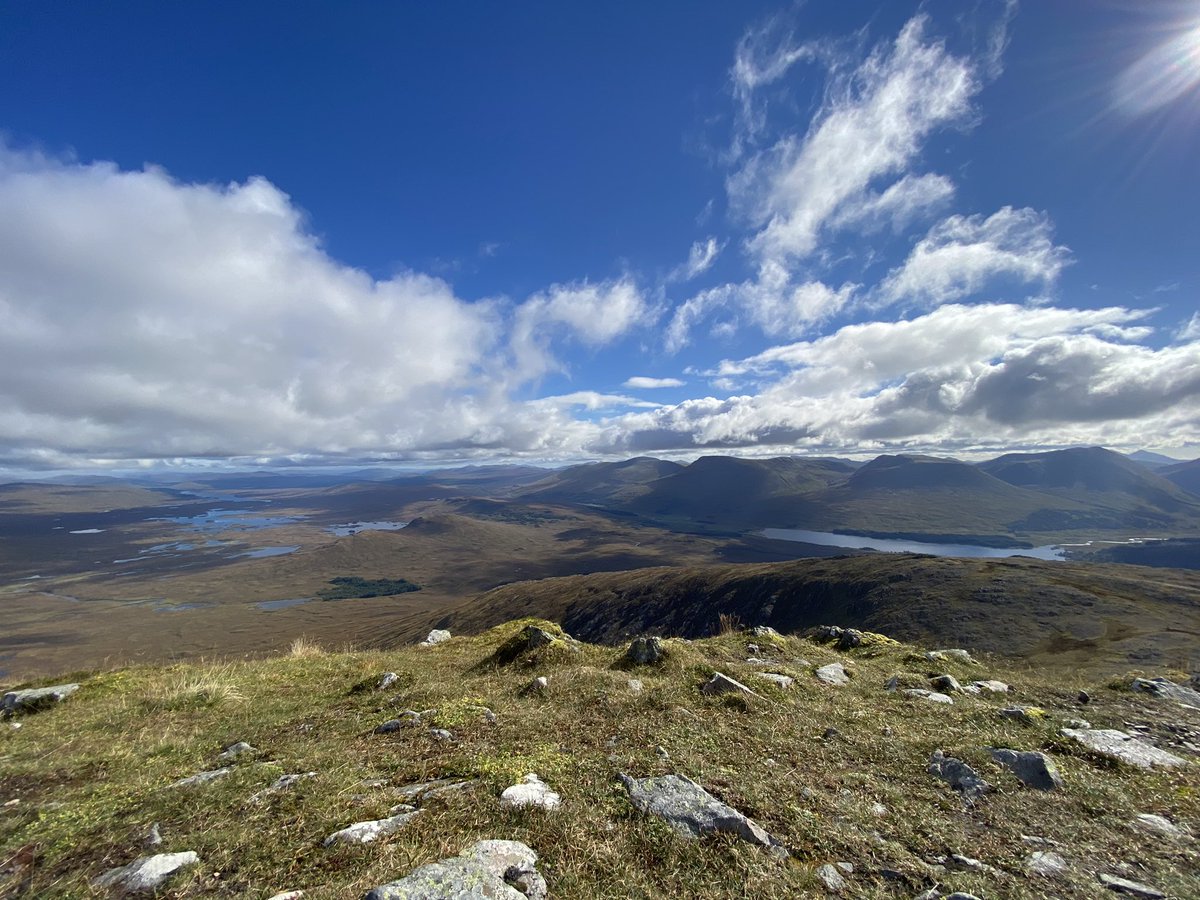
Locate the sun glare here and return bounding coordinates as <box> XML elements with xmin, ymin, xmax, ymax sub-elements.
<box><xmin>1112</xmin><ymin>17</ymin><xmax>1200</xmax><ymax>116</ymax></box>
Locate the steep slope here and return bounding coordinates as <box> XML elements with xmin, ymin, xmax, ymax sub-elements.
<box><xmin>1162</xmin><ymin>457</ymin><xmax>1200</xmax><ymax>496</ymax></box>
<box><xmin>518</xmin><ymin>457</ymin><xmax>684</xmax><ymax>505</ymax></box>
<box><xmin>980</xmin><ymin>447</ymin><xmax>1200</xmax><ymax>531</ymax></box>
<box><xmin>430</xmin><ymin>554</ymin><xmax>1200</xmax><ymax>674</ymax></box>
<box><xmin>626</xmin><ymin>456</ymin><xmax>856</xmax><ymax>526</ymax></box>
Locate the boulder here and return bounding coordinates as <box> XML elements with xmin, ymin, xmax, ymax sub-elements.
<box><xmin>419</xmin><ymin>629</ymin><xmax>451</xmax><ymax>647</ymax></box>
<box><xmin>363</xmin><ymin>839</ymin><xmax>543</xmax><ymax>900</ymax></box>
<box><xmin>754</xmin><ymin>673</ymin><xmax>795</xmax><ymax>690</ymax></box>
<box><xmin>624</xmin><ymin>636</ymin><xmax>667</xmax><ymax>666</ymax></box>
<box><xmin>1131</xmin><ymin>813</ymin><xmax>1189</xmax><ymax>840</ymax></box>
<box><xmin>499</xmin><ymin>774</ymin><xmax>560</xmax><ymax>810</ymax></box>
<box><xmin>989</xmin><ymin>748</ymin><xmax>1064</xmax><ymax>790</ymax></box>
<box><xmin>700</xmin><ymin>672</ymin><xmax>762</xmax><ymax>699</ymax></box>
<box><xmin>2</xmin><ymin>683</ymin><xmax>80</xmax><ymax>715</ymax></box>
<box><xmin>324</xmin><ymin>809</ymin><xmax>421</xmax><ymax>846</ymax></box>
<box><xmin>618</xmin><ymin>773</ymin><xmax>788</xmax><ymax>858</ymax></box>
<box><xmin>928</xmin><ymin>750</ymin><xmax>991</xmax><ymax>803</ymax></box>
<box><xmin>216</xmin><ymin>741</ymin><xmax>255</xmax><ymax>763</ymax></box>
<box><xmin>930</xmin><ymin>674</ymin><xmax>963</xmax><ymax>693</ymax></box>
<box><xmin>999</xmin><ymin>706</ymin><xmax>1046</xmax><ymax>725</ymax></box>
<box><xmin>925</xmin><ymin>649</ymin><xmax>977</xmax><ymax>665</ymax></box>
<box><xmin>815</xmin><ymin>663</ymin><xmax>850</xmax><ymax>686</ymax></box>
<box><xmin>1131</xmin><ymin>677</ymin><xmax>1200</xmax><ymax>708</ymax></box>
<box><xmin>812</xmin><ymin>625</ymin><xmax>897</xmax><ymax>650</ymax></box>
<box><xmin>91</xmin><ymin>852</ymin><xmax>198</xmax><ymax>895</ymax></box>
<box><xmin>266</xmin><ymin>892</ymin><xmax>305</xmax><ymax>900</ymax></box>
<box><xmin>1026</xmin><ymin>851</ymin><xmax>1068</xmax><ymax>878</ymax></box>
<box><xmin>903</xmin><ymin>689</ymin><xmax>954</xmax><ymax>705</ymax></box>
<box><xmin>1097</xmin><ymin>874</ymin><xmax>1165</xmax><ymax>898</ymax></box>
<box><xmin>376</xmin><ymin>672</ymin><xmax>400</xmax><ymax>690</ymax></box>
<box><xmin>815</xmin><ymin>863</ymin><xmax>846</xmax><ymax>892</ymax></box>
<box><xmin>749</xmin><ymin>625</ymin><xmax>781</xmax><ymax>638</ymax></box>
<box><xmin>971</xmin><ymin>680</ymin><xmax>1010</xmax><ymax>693</ymax></box>
<box><xmin>167</xmin><ymin>767</ymin><xmax>232</xmax><ymax>789</ymax></box>
<box><xmin>1061</xmin><ymin>728</ymin><xmax>1187</xmax><ymax>769</ymax></box>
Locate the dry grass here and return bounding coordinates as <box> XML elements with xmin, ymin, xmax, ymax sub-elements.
<box><xmin>2</xmin><ymin>621</ymin><xmax>1198</xmax><ymax>899</ymax></box>
<box><xmin>288</xmin><ymin>636</ymin><xmax>325</xmax><ymax>658</ymax></box>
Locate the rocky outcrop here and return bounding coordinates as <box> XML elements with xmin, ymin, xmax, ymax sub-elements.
<box><xmin>989</xmin><ymin>748</ymin><xmax>1063</xmax><ymax>790</ymax></box>
<box><xmin>324</xmin><ymin>809</ymin><xmax>421</xmax><ymax>846</ymax></box>
<box><xmin>618</xmin><ymin>773</ymin><xmax>788</xmax><ymax>858</ymax></box>
<box><xmin>499</xmin><ymin>774</ymin><xmax>560</xmax><ymax>810</ymax></box>
<box><xmin>1061</xmin><ymin>728</ymin><xmax>1187</xmax><ymax>770</ymax></box>
<box><xmin>2</xmin><ymin>683</ymin><xmax>80</xmax><ymax>715</ymax></box>
<box><xmin>363</xmin><ymin>839</ymin><xmax>545</xmax><ymax>900</ymax></box>
<box><xmin>928</xmin><ymin>750</ymin><xmax>991</xmax><ymax>803</ymax></box>
<box><xmin>624</xmin><ymin>636</ymin><xmax>666</xmax><ymax>666</ymax></box>
<box><xmin>419</xmin><ymin>629</ymin><xmax>451</xmax><ymax>648</ymax></box>
<box><xmin>92</xmin><ymin>852</ymin><xmax>198</xmax><ymax>895</ymax></box>
<box><xmin>700</xmin><ymin>672</ymin><xmax>761</xmax><ymax>699</ymax></box>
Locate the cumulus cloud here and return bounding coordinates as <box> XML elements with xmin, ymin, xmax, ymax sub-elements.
<box><xmin>623</xmin><ymin>377</ymin><xmax>686</xmax><ymax>390</ymax></box>
<box><xmin>879</xmin><ymin>206</ymin><xmax>1071</xmax><ymax>306</ymax></box>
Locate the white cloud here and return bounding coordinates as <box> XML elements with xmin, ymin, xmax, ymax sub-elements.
<box><xmin>668</xmin><ymin>237</ymin><xmax>723</xmax><ymax>282</ymax></box>
<box><xmin>623</xmin><ymin>376</ymin><xmax>685</xmax><ymax>390</ymax></box>
<box><xmin>1178</xmin><ymin>311</ymin><xmax>1200</xmax><ymax>342</ymax></box>
<box><xmin>879</xmin><ymin>206</ymin><xmax>1071</xmax><ymax>306</ymax></box>
<box><xmin>829</xmin><ymin>172</ymin><xmax>956</xmax><ymax>234</ymax></box>
<box><xmin>731</xmin><ymin>16</ymin><xmax>979</xmax><ymax>266</ymax></box>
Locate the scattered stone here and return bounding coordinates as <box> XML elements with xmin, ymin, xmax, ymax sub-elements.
<box><xmin>1021</xmin><ymin>835</ymin><xmax>1060</xmax><ymax>847</ymax></box>
<box><xmin>904</xmin><ymin>688</ymin><xmax>954</xmax><ymax>705</ymax></box>
<box><xmin>1132</xmin><ymin>677</ymin><xmax>1200</xmax><ymax>708</ymax></box>
<box><xmin>266</xmin><ymin>892</ymin><xmax>304</xmax><ymax>900</ymax></box>
<box><xmin>972</xmin><ymin>679</ymin><xmax>1009</xmax><ymax>693</ymax></box>
<box><xmin>656</xmin><ymin>745</ymin><xmax>669</xmax><ymax>759</ymax></box>
<box><xmin>363</xmin><ymin>839</ymin><xmax>543</xmax><ymax>900</ymax></box>
<box><xmin>374</xmin><ymin>719</ymin><xmax>406</xmax><ymax>734</ymax></box>
<box><xmin>625</xmin><ymin>636</ymin><xmax>666</xmax><ymax>666</ymax></box>
<box><xmin>1</xmin><ymin>683</ymin><xmax>80</xmax><ymax>715</ymax></box>
<box><xmin>248</xmin><ymin>772</ymin><xmax>316</xmax><ymax>804</ymax></box>
<box><xmin>528</xmin><ymin>676</ymin><xmax>549</xmax><ymax>694</ymax></box>
<box><xmin>989</xmin><ymin>748</ymin><xmax>1064</xmax><ymax>790</ymax></box>
<box><xmin>815</xmin><ymin>863</ymin><xmax>847</xmax><ymax>892</ymax></box>
<box><xmin>999</xmin><ymin>706</ymin><xmax>1046</xmax><ymax>724</ymax></box>
<box><xmin>428</xmin><ymin>728</ymin><xmax>453</xmax><ymax>741</ymax></box>
<box><xmin>9</xmin><ymin>722</ymin><xmax>21</xmax><ymax>730</ymax></box>
<box><xmin>395</xmin><ymin>778</ymin><xmax>479</xmax><ymax>804</ymax></box>
<box><xmin>835</xmin><ymin>862</ymin><xmax>853</xmax><ymax>874</ymax></box>
<box><xmin>745</xmin><ymin>643</ymin><xmax>759</xmax><ymax>656</ymax></box>
<box><xmin>216</xmin><ymin>741</ymin><xmax>255</xmax><ymax>763</ymax></box>
<box><xmin>144</xmin><ymin>822</ymin><xmax>162</xmax><ymax>848</ymax></box>
<box><xmin>323</xmin><ymin>809</ymin><xmax>422</xmax><ymax>846</ymax></box>
<box><xmin>500</xmin><ymin>774</ymin><xmax>561</xmax><ymax>810</ymax></box>
<box><xmin>1066</xmin><ymin>718</ymin><xmax>1092</xmax><ymax>729</ymax></box>
<box><xmin>1079</xmin><ymin>690</ymin><xmax>1091</xmax><ymax>704</ymax></box>
<box><xmin>1061</xmin><ymin>728</ymin><xmax>1187</xmax><ymax>769</ymax></box>
<box><xmin>523</xmin><ymin>627</ymin><xmax>559</xmax><ymax>650</ymax></box>
<box><xmin>419</xmin><ymin>629</ymin><xmax>451</xmax><ymax>647</ymax></box>
<box><xmin>822</xmin><ymin>727</ymin><xmax>840</xmax><ymax>741</ymax></box>
<box><xmin>627</xmin><ymin>678</ymin><xmax>643</xmax><ymax>693</ymax></box>
<box><xmin>618</xmin><ymin>773</ymin><xmax>788</xmax><ymax>858</ymax></box>
<box><xmin>376</xmin><ymin>672</ymin><xmax>400</xmax><ymax>690</ymax></box>
<box><xmin>701</xmin><ymin>672</ymin><xmax>762</xmax><ymax>699</ymax></box>
<box><xmin>91</xmin><ymin>852</ymin><xmax>199</xmax><ymax>895</ymax></box>
<box><xmin>944</xmin><ymin>853</ymin><xmax>997</xmax><ymax>875</ymax></box>
<box><xmin>928</xmin><ymin>750</ymin><xmax>992</xmax><ymax>803</ymax></box>
<box><xmin>1131</xmin><ymin>813</ymin><xmax>1189</xmax><ymax>839</ymax></box>
<box><xmin>925</xmin><ymin>649</ymin><xmax>976</xmax><ymax>665</ymax></box>
<box><xmin>744</xmin><ymin>657</ymin><xmax>771</xmax><ymax>666</ymax></box>
<box><xmin>754</xmin><ymin>673</ymin><xmax>794</xmax><ymax>689</ymax></box>
<box><xmin>167</xmin><ymin>767</ymin><xmax>232</xmax><ymax>789</ymax></box>
<box><xmin>815</xmin><ymin>663</ymin><xmax>850</xmax><ymax>686</ymax></box>
<box><xmin>1026</xmin><ymin>851</ymin><xmax>1068</xmax><ymax>878</ymax></box>
<box><xmin>750</xmin><ymin>625</ymin><xmax>781</xmax><ymax>638</ymax></box>
<box><xmin>1097</xmin><ymin>873</ymin><xmax>1166</xmax><ymax>898</ymax></box>
<box><xmin>930</xmin><ymin>674</ymin><xmax>963</xmax><ymax>693</ymax></box>
<box><xmin>870</xmin><ymin>801</ymin><xmax>888</xmax><ymax>817</ymax></box>
<box><xmin>812</xmin><ymin>625</ymin><xmax>897</xmax><ymax>650</ymax></box>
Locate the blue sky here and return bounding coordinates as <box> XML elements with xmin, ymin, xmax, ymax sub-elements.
<box><xmin>0</xmin><ymin>0</ymin><xmax>1198</xmax><ymax>471</ymax></box>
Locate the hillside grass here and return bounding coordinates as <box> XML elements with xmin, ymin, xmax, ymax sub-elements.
<box><xmin>1</xmin><ymin>621</ymin><xmax>1198</xmax><ymax>898</ymax></box>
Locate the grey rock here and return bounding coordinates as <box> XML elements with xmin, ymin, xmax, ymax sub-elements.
<box><xmin>363</xmin><ymin>839</ymin><xmax>541</xmax><ymax>900</ymax></box>
<box><xmin>376</xmin><ymin>672</ymin><xmax>400</xmax><ymax>690</ymax></box>
<box><xmin>750</xmin><ymin>626</ymin><xmax>781</xmax><ymax>638</ymax></box>
<box><xmin>904</xmin><ymin>689</ymin><xmax>954</xmax><ymax>705</ymax></box>
<box><xmin>92</xmin><ymin>852</ymin><xmax>199</xmax><ymax>895</ymax></box>
<box><xmin>1132</xmin><ymin>677</ymin><xmax>1200</xmax><ymax>709</ymax></box>
<box><xmin>1026</xmin><ymin>851</ymin><xmax>1068</xmax><ymax>878</ymax></box>
<box><xmin>999</xmin><ymin>706</ymin><xmax>1046</xmax><ymax>724</ymax></box>
<box><xmin>144</xmin><ymin>822</ymin><xmax>162</xmax><ymax>848</ymax></box>
<box><xmin>500</xmin><ymin>774</ymin><xmax>560</xmax><ymax>810</ymax></box>
<box><xmin>627</xmin><ymin>678</ymin><xmax>643</xmax><ymax>693</ymax></box>
<box><xmin>323</xmin><ymin>809</ymin><xmax>422</xmax><ymax>845</ymax></box>
<box><xmin>266</xmin><ymin>893</ymin><xmax>305</xmax><ymax>900</ymax></box>
<box><xmin>930</xmin><ymin>674</ymin><xmax>963</xmax><ymax>693</ymax></box>
<box><xmin>835</xmin><ymin>862</ymin><xmax>853</xmax><ymax>874</ymax></box>
<box><xmin>1098</xmin><ymin>873</ymin><xmax>1165</xmax><ymax>898</ymax></box>
<box><xmin>167</xmin><ymin>767</ymin><xmax>232</xmax><ymax>789</ymax></box>
<box><xmin>428</xmin><ymin>728</ymin><xmax>453</xmax><ymax>741</ymax></box>
<box><xmin>700</xmin><ymin>672</ymin><xmax>762</xmax><ymax>699</ymax></box>
<box><xmin>216</xmin><ymin>741</ymin><xmax>255</xmax><ymax>763</ymax></box>
<box><xmin>419</xmin><ymin>629</ymin><xmax>451</xmax><ymax>647</ymax></box>
<box><xmin>928</xmin><ymin>750</ymin><xmax>992</xmax><ymax>803</ymax></box>
<box><xmin>395</xmin><ymin>778</ymin><xmax>479</xmax><ymax>804</ymax></box>
<box><xmin>925</xmin><ymin>649</ymin><xmax>977</xmax><ymax>665</ymax></box>
<box><xmin>815</xmin><ymin>863</ymin><xmax>846</xmax><ymax>892</ymax></box>
<box><xmin>1131</xmin><ymin>813</ymin><xmax>1189</xmax><ymax>839</ymax></box>
<box><xmin>523</xmin><ymin>627</ymin><xmax>559</xmax><ymax>650</ymax></box>
<box><xmin>528</xmin><ymin>676</ymin><xmax>549</xmax><ymax>693</ymax></box>
<box><xmin>754</xmin><ymin>672</ymin><xmax>795</xmax><ymax>689</ymax></box>
<box><xmin>989</xmin><ymin>748</ymin><xmax>1064</xmax><ymax>790</ymax></box>
<box><xmin>374</xmin><ymin>719</ymin><xmax>406</xmax><ymax>734</ymax></box>
<box><xmin>618</xmin><ymin>773</ymin><xmax>789</xmax><ymax>858</ymax></box>
<box><xmin>625</xmin><ymin>636</ymin><xmax>666</xmax><ymax>665</ymax></box>
<box><xmin>1</xmin><ymin>683</ymin><xmax>80</xmax><ymax>715</ymax></box>
<box><xmin>815</xmin><ymin>663</ymin><xmax>850</xmax><ymax>686</ymax></box>
<box><xmin>1061</xmin><ymin>728</ymin><xmax>1187</xmax><ymax>769</ymax></box>
<box><xmin>945</xmin><ymin>853</ymin><xmax>997</xmax><ymax>875</ymax></box>
<box><xmin>248</xmin><ymin>771</ymin><xmax>317</xmax><ymax>804</ymax></box>
<box><xmin>972</xmin><ymin>679</ymin><xmax>1009</xmax><ymax>693</ymax></box>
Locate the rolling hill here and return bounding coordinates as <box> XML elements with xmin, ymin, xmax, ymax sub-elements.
<box><xmin>1162</xmin><ymin>457</ymin><xmax>1200</xmax><ymax>496</ymax></box>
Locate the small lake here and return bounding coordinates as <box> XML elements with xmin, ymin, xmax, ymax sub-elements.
<box><xmin>257</xmin><ymin>597</ymin><xmax>313</xmax><ymax>611</ymax></box>
<box><xmin>326</xmin><ymin>520</ymin><xmax>408</xmax><ymax>536</ymax></box>
<box><xmin>237</xmin><ymin>546</ymin><xmax>299</xmax><ymax>559</ymax></box>
<box><xmin>760</xmin><ymin>528</ymin><xmax>1065</xmax><ymax>560</ymax></box>
<box><xmin>151</xmin><ymin>508</ymin><xmax>304</xmax><ymax>532</ymax></box>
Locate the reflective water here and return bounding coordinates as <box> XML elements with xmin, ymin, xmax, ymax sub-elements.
<box><xmin>760</xmin><ymin>528</ymin><xmax>1065</xmax><ymax>560</ymax></box>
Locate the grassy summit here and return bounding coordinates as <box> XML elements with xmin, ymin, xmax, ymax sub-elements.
<box><xmin>1</xmin><ymin>620</ymin><xmax>1198</xmax><ymax>898</ymax></box>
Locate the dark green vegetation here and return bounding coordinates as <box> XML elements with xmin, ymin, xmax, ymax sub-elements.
<box><xmin>2</xmin><ymin>621</ymin><xmax>1198</xmax><ymax>898</ymax></box>
<box><xmin>318</xmin><ymin>576</ymin><xmax>421</xmax><ymax>601</ymax></box>
<box><xmin>427</xmin><ymin>554</ymin><xmax>1200</xmax><ymax>676</ymax></box>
